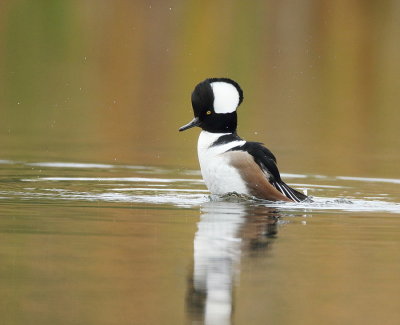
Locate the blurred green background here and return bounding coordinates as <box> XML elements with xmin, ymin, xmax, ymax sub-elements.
<box><xmin>2</xmin><ymin>2</ymin><xmax>400</xmax><ymax>325</ymax></box>
<box><xmin>1</xmin><ymin>0</ymin><xmax>400</xmax><ymax>177</ymax></box>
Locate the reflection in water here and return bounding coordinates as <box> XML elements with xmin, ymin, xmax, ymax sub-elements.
<box><xmin>186</xmin><ymin>201</ymin><xmax>280</xmax><ymax>324</ymax></box>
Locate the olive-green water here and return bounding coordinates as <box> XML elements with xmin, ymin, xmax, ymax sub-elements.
<box><xmin>1</xmin><ymin>2</ymin><xmax>400</xmax><ymax>325</ymax></box>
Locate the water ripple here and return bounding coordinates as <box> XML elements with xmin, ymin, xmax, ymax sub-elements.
<box><xmin>22</xmin><ymin>177</ymin><xmax>204</xmax><ymax>183</ymax></box>
<box><xmin>1</xmin><ymin>160</ymin><xmax>400</xmax><ymax>212</ymax></box>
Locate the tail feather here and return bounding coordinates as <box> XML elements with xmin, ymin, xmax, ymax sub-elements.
<box><xmin>272</xmin><ymin>181</ymin><xmax>308</xmax><ymax>202</ymax></box>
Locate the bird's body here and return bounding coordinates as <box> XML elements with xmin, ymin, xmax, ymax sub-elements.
<box><xmin>179</xmin><ymin>78</ymin><xmax>307</xmax><ymax>202</ymax></box>
<box><xmin>197</xmin><ymin>131</ymin><xmax>248</xmax><ymax>196</ymax></box>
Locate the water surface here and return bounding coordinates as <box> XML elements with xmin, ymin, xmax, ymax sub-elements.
<box><xmin>1</xmin><ymin>160</ymin><xmax>400</xmax><ymax>325</ymax></box>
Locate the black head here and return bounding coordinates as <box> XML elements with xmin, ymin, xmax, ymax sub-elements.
<box><xmin>179</xmin><ymin>78</ymin><xmax>244</xmax><ymax>133</ymax></box>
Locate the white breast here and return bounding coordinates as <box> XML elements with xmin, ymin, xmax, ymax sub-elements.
<box><xmin>197</xmin><ymin>131</ymin><xmax>250</xmax><ymax>196</ymax></box>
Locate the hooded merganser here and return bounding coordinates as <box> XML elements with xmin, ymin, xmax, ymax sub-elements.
<box><xmin>179</xmin><ymin>78</ymin><xmax>307</xmax><ymax>202</ymax></box>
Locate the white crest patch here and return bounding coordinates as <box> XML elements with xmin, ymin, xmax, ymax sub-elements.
<box><xmin>211</xmin><ymin>82</ymin><xmax>240</xmax><ymax>114</ymax></box>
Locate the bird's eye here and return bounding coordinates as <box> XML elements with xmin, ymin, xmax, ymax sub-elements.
<box><xmin>206</xmin><ymin>110</ymin><xmax>212</xmax><ymax>115</ymax></box>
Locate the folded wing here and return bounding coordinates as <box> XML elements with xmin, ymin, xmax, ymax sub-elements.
<box><xmin>228</xmin><ymin>141</ymin><xmax>308</xmax><ymax>202</ymax></box>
